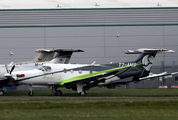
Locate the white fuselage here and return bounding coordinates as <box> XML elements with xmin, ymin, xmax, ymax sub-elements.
<box><xmin>12</xmin><ymin>64</ymin><xmax>91</xmax><ymax>86</ymax></box>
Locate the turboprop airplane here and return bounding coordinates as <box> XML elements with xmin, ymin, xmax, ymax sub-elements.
<box><xmin>3</xmin><ymin>48</ymin><xmax>175</xmax><ymax>96</ymax></box>
<box><xmin>97</xmin><ymin>49</ymin><xmax>178</xmax><ymax>88</ymax></box>
<box><xmin>0</xmin><ymin>48</ymin><xmax>84</xmax><ymax>95</ymax></box>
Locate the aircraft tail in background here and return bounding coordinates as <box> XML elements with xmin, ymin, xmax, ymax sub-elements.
<box><xmin>50</xmin><ymin>49</ymin><xmax>84</xmax><ymax>64</ymax></box>
<box><xmin>14</xmin><ymin>48</ymin><xmax>84</xmax><ymax>65</ymax></box>
<box><xmin>125</xmin><ymin>48</ymin><xmax>175</xmax><ymax>78</ymax></box>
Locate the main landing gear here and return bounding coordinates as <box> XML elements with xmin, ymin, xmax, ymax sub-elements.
<box><xmin>27</xmin><ymin>85</ymin><xmax>63</xmax><ymax>96</ymax></box>
<box><xmin>78</xmin><ymin>90</ymin><xmax>86</xmax><ymax>95</ymax></box>
<box><xmin>27</xmin><ymin>84</ymin><xmax>87</xmax><ymax>96</ymax></box>
<box><xmin>77</xmin><ymin>84</ymin><xmax>86</xmax><ymax>96</ymax></box>
<box><xmin>52</xmin><ymin>87</ymin><xmax>62</xmax><ymax>96</ymax></box>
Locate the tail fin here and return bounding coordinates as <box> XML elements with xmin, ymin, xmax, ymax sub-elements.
<box><xmin>33</xmin><ymin>49</ymin><xmax>55</xmax><ymax>62</ymax></box>
<box><xmin>14</xmin><ymin>48</ymin><xmax>84</xmax><ymax>65</ymax></box>
<box><xmin>125</xmin><ymin>48</ymin><xmax>175</xmax><ymax>77</ymax></box>
<box><xmin>14</xmin><ymin>49</ymin><xmax>55</xmax><ymax>65</ymax></box>
<box><xmin>50</xmin><ymin>49</ymin><xmax>84</xmax><ymax>64</ymax></box>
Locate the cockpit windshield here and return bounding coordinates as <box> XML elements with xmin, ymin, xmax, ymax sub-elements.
<box><xmin>37</xmin><ymin>66</ymin><xmax>52</xmax><ymax>72</ymax></box>
<box><xmin>37</xmin><ymin>66</ymin><xmax>45</xmax><ymax>70</ymax></box>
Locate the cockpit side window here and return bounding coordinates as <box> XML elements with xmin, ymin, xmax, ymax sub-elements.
<box><xmin>37</xmin><ymin>66</ymin><xmax>51</xmax><ymax>72</ymax></box>
<box><xmin>44</xmin><ymin>66</ymin><xmax>52</xmax><ymax>72</ymax></box>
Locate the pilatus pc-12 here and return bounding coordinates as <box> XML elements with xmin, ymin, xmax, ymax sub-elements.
<box><xmin>0</xmin><ymin>49</ymin><xmax>84</xmax><ymax>95</ymax></box>
<box><xmin>4</xmin><ymin>48</ymin><xmax>174</xmax><ymax>96</ymax></box>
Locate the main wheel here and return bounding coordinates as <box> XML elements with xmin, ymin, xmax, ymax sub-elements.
<box><xmin>28</xmin><ymin>91</ymin><xmax>34</xmax><ymax>96</ymax></box>
<box><xmin>54</xmin><ymin>90</ymin><xmax>62</xmax><ymax>96</ymax></box>
<box><xmin>0</xmin><ymin>90</ymin><xmax>4</xmax><ymax>95</ymax></box>
<box><xmin>79</xmin><ymin>90</ymin><xmax>86</xmax><ymax>96</ymax></box>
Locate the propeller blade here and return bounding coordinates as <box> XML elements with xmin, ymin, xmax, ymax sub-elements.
<box><xmin>10</xmin><ymin>65</ymin><xmax>15</xmax><ymax>74</ymax></box>
<box><xmin>5</xmin><ymin>64</ymin><xmax>9</xmax><ymax>73</ymax></box>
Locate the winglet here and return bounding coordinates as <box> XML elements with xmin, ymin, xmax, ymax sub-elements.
<box><xmin>91</xmin><ymin>61</ymin><xmax>96</xmax><ymax>65</ymax></box>
<box><xmin>9</xmin><ymin>61</ymin><xmax>14</xmax><ymax>66</ymax></box>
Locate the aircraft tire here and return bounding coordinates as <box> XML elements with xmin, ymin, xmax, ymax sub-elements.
<box><xmin>28</xmin><ymin>91</ymin><xmax>34</xmax><ymax>96</ymax></box>
<box><xmin>79</xmin><ymin>90</ymin><xmax>86</xmax><ymax>96</ymax></box>
<box><xmin>0</xmin><ymin>90</ymin><xmax>4</xmax><ymax>95</ymax></box>
<box><xmin>55</xmin><ymin>90</ymin><xmax>62</xmax><ymax>96</ymax></box>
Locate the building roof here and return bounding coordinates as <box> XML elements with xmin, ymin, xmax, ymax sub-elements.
<box><xmin>0</xmin><ymin>0</ymin><xmax>178</xmax><ymax>9</ymax></box>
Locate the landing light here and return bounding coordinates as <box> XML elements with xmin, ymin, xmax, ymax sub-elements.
<box><xmin>16</xmin><ymin>74</ymin><xmax>25</xmax><ymax>77</ymax></box>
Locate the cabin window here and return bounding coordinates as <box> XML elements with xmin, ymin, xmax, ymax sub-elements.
<box><xmin>63</xmin><ymin>68</ymin><xmax>67</xmax><ymax>73</ymax></box>
<box><xmin>79</xmin><ymin>69</ymin><xmax>82</xmax><ymax>74</ymax></box>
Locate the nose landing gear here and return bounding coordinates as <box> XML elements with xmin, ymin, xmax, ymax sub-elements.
<box><xmin>0</xmin><ymin>90</ymin><xmax>4</xmax><ymax>95</ymax></box>
<box><xmin>28</xmin><ymin>85</ymin><xmax>34</xmax><ymax>96</ymax></box>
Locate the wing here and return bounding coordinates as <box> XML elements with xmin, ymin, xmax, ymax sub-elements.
<box><xmin>59</xmin><ymin>70</ymin><xmax>118</xmax><ymax>86</ymax></box>
<box><xmin>139</xmin><ymin>72</ymin><xmax>178</xmax><ymax>81</ymax></box>
<box><xmin>100</xmin><ymin>71</ymin><xmax>178</xmax><ymax>87</ymax></box>
<box><xmin>104</xmin><ymin>76</ymin><xmax>134</xmax><ymax>85</ymax></box>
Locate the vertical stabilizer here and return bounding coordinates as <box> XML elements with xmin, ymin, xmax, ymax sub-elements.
<box><xmin>14</xmin><ymin>49</ymin><xmax>55</xmax><ymax>65</ymax></box>
<box><xmin>33</xmin><ymin>49</ymin><xmax>55</xmax><ymax>62</ymax></box>
<box><xmin>50</xmin><ymin>49</ymin><xmax>84</xmax><ymax>64</ymax></box>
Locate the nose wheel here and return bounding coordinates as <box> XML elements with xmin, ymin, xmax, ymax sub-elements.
<box><xmin>28</xmin><ymin>85</ymin><xmax>34</xmax><ymax>96</ymax></box>
<box><xmin>0</xmin><ymin>90</ymin><xmax>4</xmax><ymax>95</ymax></box>
<box><xmin>28</xmin><ymin>91</ymin><xmax>34</xmax><ymax>96</ymax></box>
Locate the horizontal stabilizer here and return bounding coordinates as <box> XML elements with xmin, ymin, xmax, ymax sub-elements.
<box><xmin>35</xmin><ymin>49</ymin><xmax>52</xmax><ymax>53</ymax></box>
<box><xmin>36</xmin><ymin>48</ymin><xmax>84</xmax><ymax>53</ymax></box>
<box><xmin>125</xmin><ymin>48</ymin><xmax>175</xmax><ymax>54</ymax></box>
<box><xmin>53</xmin><ymin>49</ymin><xmax>84</xmax><ymax>53</ymax></box>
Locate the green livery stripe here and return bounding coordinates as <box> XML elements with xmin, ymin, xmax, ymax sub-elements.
<box><xmin>56</xmin><ymin>63</ymin><xmax>143</xmax><ymax>86</ymax></box>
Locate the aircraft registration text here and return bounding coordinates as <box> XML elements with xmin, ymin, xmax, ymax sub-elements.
<box><xmin>119</xmin><ymin>63</ymin><xmax>136</xmax><ymax>67</ymax></box>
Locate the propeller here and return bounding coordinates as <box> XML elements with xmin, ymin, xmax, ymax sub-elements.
<box><xmin>4</xmin><ymin>65</ymin><xmax>16</xmax><ymax>87</ymax></box>
<box><xmin>5</xmin><ymin>64</ymin><xmax>15</xmax><ymax>75</ymax></box>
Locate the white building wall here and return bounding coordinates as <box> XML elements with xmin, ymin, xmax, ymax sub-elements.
<box><xmin>0</xmin><ymin>8</ymin><xmax>177</xmax><ymax>66</ymax></box>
